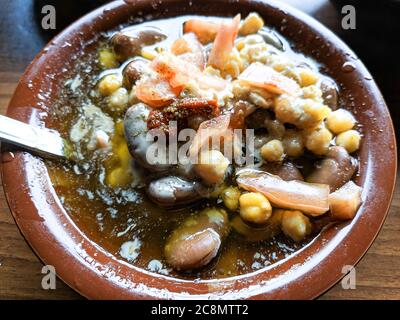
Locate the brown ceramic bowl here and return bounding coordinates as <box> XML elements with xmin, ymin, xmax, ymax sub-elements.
<box><xmin>1</xmin><ymin>0</ymin><xmax>397</xmax><ymax>299</ymax></box>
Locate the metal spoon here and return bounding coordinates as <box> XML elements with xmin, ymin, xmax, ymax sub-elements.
<box><xmin>0</xmin><ymin>115</ymin><xmax>72</xmax><ymax>160</ymax></box>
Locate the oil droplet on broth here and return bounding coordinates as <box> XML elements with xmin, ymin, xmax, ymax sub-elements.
<box><xmin>341</xmin><ymin>61</ymin><xmax>356</xmax><ymax>73</ymax></box>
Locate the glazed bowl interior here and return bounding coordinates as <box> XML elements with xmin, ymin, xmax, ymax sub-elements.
<box><xmin>1</xmin><ymin>0</ymin><xmax>396</xmax><ymax>299</ymax></box>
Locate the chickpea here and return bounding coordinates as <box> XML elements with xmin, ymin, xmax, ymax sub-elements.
<box><xmin>98</xmin><ymin>49</ymin><xmax>118</xmax><ymax>69</ymax></box>
<box><xmin>221</xmin><ymin>186</ymin><xmax>241</xmax><ymax>211</ymax></box>
<box><xmin>104</xmin><ymin>121</ymin><xmax>134</xmax><ymax>188</ymax></box>
<box><xmin>302</xmin><ymin>85</ymin><xmax>322</xmax><ymax>100</ymax></box>
<box><xmin>282</xmin><ymin>129</ymin><xmax>304</xmax><ymax>157</ymax></box>
<box><xmin>298</xmin><ymin>67</ymin><xmax>318</xmax><ymax>87</ymax></box>
<box><xmin>301</xmin><ymin>99</ymin><xmax>331</xmax><ymax>127</ymax></box>
<box><xmin>116</xmin><ymin>142</ymin><xmax>132</xmax><ymax>167</ymax></box>
<box><xmin>108</xmin><ymin>88</ymin><xmax>129</xmax><ymax>111</ymax></box>
<box><xmin>98</xmin><ymin>74</ymin><xmax>122</xmax><ymax>96</ymax></box>
<box><xmin>204</xmin><ymin>66</ymin><xmax>222</xmax><ymax>77</ymax></box>
<box><xmin>115</xmin><ymin>120</ymin><xmax>125</xmax><ymax>136</ymax></box>
<box><xmin>231</xmin><ymin>209</ymin><xmax>282</xmax><ymax>242</ymax></box>
<box><xmin>326</xmin><ymin>109</ymin><xmax>356</xmax><ymax>134</ymax></box>
<box><xmin>305</xmin><ymin>124</ymin><xmax>333</xmax><ymax>155</ymax></box>
<box><xmin>261</xmin><ymin>139</ymin><xmax>284</xmax><ymax>162</ymax></box>
<box><xmin>239</xmin><ymin>192</ymin><xmax>272</xmax><ymax>224</ymax></box>
<box><xmin>275</xmin><ymin>95</ymin><xmax>302</xmax><ymax>126</ymax></box>
<box><xmin>223</xmin><ymin>48</ymin><xmax>244</xmax><ymax>78</ymax></box>
<box><xmin>194</xmin><ymin>150</ymin><xmax>230</xmax><ymax>185</ymax></box>
<box><xmin>270</xmin><ymin>55</ymin><xmax>292</xmax><ymax>73</ymax></box>
<box><xmin>241</xmin><ymin>34</ymin><xmax>266</xmax><ymax>46</ymax></box>
<box><xmin>335</xmin><ymin>130</ymin><xmax>361</xmax><ymax>153</ymax></box>
<box><xmin>106</xmin><ymin>167</ymin><xmax>133</xmax><ymax>188</ymax></box>
<box><xmin>141</xmin><ymin>47</ymin><xmax>158</xmax><ymax>60</ymax></box>
<box><xmin>236</xmin><ymin>38</ymin><xmax>245</xmax><ymax>51</ymax></box>
<box><xmin>239</xmin><ymin>36</ymin><xmax>269</xmax><ymax>65</ymax></box>
<box><xmin>275</xmin><ymin>96</ymin><xmax>330</xmax><ymax>129</ymax></box>
<box><xmin>239</xmin><ymin>13</ymin><xmax>264</xmax><ymax>35</ymax></box>
<box><xmin>128</xmin><ymin>87</ymin><xmax>139</xmax><ymax>105</ymax></box>
<box><xmin>280</xmin><ymin>210</ymin><xmax>312</xmax><ymax>242</ymax></box>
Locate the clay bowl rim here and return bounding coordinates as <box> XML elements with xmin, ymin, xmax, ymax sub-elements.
<box><xmin>1</xmin><ymin>0</ymin><xmax>397</xmax><ymax>299</ymax></box>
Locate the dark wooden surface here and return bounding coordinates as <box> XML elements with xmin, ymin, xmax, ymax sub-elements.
<box><xmin>0</xmin><ymin>0</ymin><xmax>399</xmax><ymax>299</ymax></box>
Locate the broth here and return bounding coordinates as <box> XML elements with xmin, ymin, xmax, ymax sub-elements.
<box><xmin>45</xmin><ymin>14</ymin><xmax>356</xmax><ymax>280</ymax></box>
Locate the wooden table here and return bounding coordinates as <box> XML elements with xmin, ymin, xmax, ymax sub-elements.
<box><xmin>0</xmin><ymin>0</ymin><xmax>399</xmax><ymax>299</ymax></box>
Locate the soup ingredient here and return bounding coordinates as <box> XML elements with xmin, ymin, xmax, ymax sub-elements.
<box><xmin>239</xmin><ymin>192</ymin><xmax>272</xmax><ymax>224</ymax></box>
<box><xmin>108</xmin><ymin>87</ymin><xmax>129</xmax><ymax>111</ymax></box>
<box><xmin>98</xmin><ymin>74</ymin><xmax>123</xmax><ymax>96</ymax></box>
<box><xmin>239</xmin><ymin>62</ymin><xmax>301</xmax><ymax>96</ymax></box>
<box><xmin>194</xmin><ymin>150</ymin><xmax>230</xmax><ymax>185</ymax></box>
<box><xmin>297</xmin><ymin>67</ymin><xmax>318</xmax><ymax>87</ymax></box>
<box><xmin>282</xmin><ymin>129</ymin><xmax>304</xmax><ymax>157</ymax></box>
<box><xmin>208</xmin><ymin>14</ymin><xmax>241</xmax><ymax>70</ymax></box>
<box><xmin>261</xmin><ymin>139</ymin><xmax>285</xmax><ymax>162</ymax></box>
<box><xmin>230</xmin><ymin>100</ymin><xmax>257</xmax><ymax>129</ymax></box>
<box><xmin>183</xmin><ymin>19</ymin><xmax>220</xmax><ymax>44</ymax></box>
<box><xmin>307</xmin><ymin>146</ymin><xmax>357</xmax><ymax>191</ymax></box>
<box><xmin>111</xmin><ymin>26</ymin><xmax>167</xmax><ymax>61</ymax></box>
<box><xmin>98</xmin><ymin>49</ymin><xmax>118</xmax><ymax>69</ymax></box>
<box><xmin>265</xmin><ymin>119</ymin><xmax>286</xmax><ymax>139</ymax></box>
<box><xmin>329</xmin><ymin>181</ymin><xmax>362</xmax><ymax>220</ymax></box>
<box><xmin>58</xmin><ymin>13</ymin><xmax>365</xmax><ymax>279</ymax></box>
<box><xmin>120</xmin><ymin>238</ymin><xmax>142</xmax><ymax>262</ymax></box>
<box><xmin>183</xmin><ymin>12</ymin><xmax>262</xmax><ymax>46</ymax></box>
<box><xmin>147</xmin><ymin>98</ymin><xmax>219</xmax><ymax>133</ymax></box>
<box><xmin>104</xmin><ymin>121</ymin><xmax>134</xmax><ymax>188</ymax></box>
<box><xmin>135</xmin><ymin>73</ymin><xmax>177</xmax><ymax>108</ymax></box>
<box><xmin>151</xmin><ymin>52</ymin><xmax>227</xmax><ymax>92</ymax></box>
<box><xmin>146</xmin><ymin>176</ymin><xmax>206</xmax><ymax>207</ymax></box>
<box><xmin>262</xmin><ymin>161</ymin><xmax>304</xmax><ymax>181</ymax></box>
<box><xmin>280</xmin><ymin>210</ymin><xmax>312</xmax><ymax>242</ymax></box>
<box><xmin>320</xmin><ymin>77</ymin><xmax>338</xmax><ymax>110</ymax></box>
<box><xmin>326</xmin><ymin>109</ymin><xmax>356</xmax><ymax>134</ymax></box>
<box><xmin>171</xmin><ymin>33</ymin><xmax>206</xmax><ymax>70</ymax></box>
<box><xmin>230</xmin><ymin>210</ymin><xmax>282</xmax><ymax>242</ymax></box>
<box><xmin>335</xmin><ymin>129</ymin><xmax>361</xmax><ymax>153</ymax></box>
<box><xmin>239</xmin><ymin>12</ymin><xmax>264</xmax><ymax>36</ymax></box>
<box><xmin>189</xmin><ymin>114</ymin><xmax>231</xmax><ymax>159</ymax></box>
<box><xmin>237</xmin><ymin>170</ymin><xmax>330</xmax><ymax>216</ymax></box>
<box><xmin>95</xmin><ymin>130</ymin><xmax>110</xmax><ymax>149</ymax></box>
<box><xmin>243</xmin><ymin>107</ymin><xmax>270</xmax><ymax>130</ymax></box>
<box><xmin>187</xmin><ymin>114</ymin><xmax>209</xmax><ymax>131</ymax></box>
<box><xmin>304</xmin><ymin>123</ymin><xmax>333</xmax><ymax>156</ymax></box>
<box><xmin>221</xmin><ymin>186</ymin><xmax>241</xmax><ymax>211</ymax></box>
<box><xmin>122</xmin><ymin>58</ymin><xmax>149</xmax><ymax>88</ymax></box>
<box><xmin>70</xmin><ymin>102</ymin><xmax>114</xmax><ymax>151</ymax></box>
<box><xmin>275</xmin><ymin>95</ymin><xmax>330</xmax><ymax>129</ymax></box>
<box><xmin>124</xmin><ymin>103</ymin><xmax>171</xmax><ymax>171</ymax></box>
<box><xmin>164</xmin><ymin>208</ymin><xmax>229</xmax><ymax>270</ymax></box>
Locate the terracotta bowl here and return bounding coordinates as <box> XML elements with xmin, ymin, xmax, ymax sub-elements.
<box><xmin>1</xmin><ymin>0</ymin><xmax>396</xmax><ymax>299</ymax></box>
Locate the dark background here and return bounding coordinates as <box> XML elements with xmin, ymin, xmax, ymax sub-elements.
<box><xmin>0</xmin><ymin>0</ymin><xmax>399</xmax><ymax>299</ymax></box>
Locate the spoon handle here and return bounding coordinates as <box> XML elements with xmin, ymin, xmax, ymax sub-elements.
<box><xmin>0</xmin><ymin>115</ymin><xmax>68</xmax><ymax>160</ymax></box>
